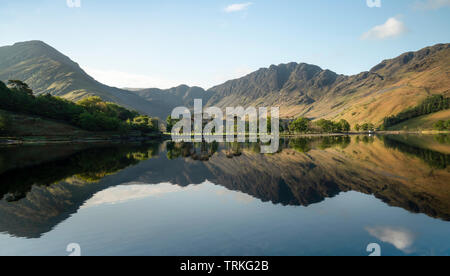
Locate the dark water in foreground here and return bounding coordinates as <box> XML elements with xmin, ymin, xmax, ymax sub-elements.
<box><xmin>0</xmin><ymin>135</ymin><xmax>449</xmax><ymax>256</ymax></box>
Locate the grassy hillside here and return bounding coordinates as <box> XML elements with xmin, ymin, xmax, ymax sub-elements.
<box><xmin>0</xmin><ymin>41</ymin><xmax>167</xmax><ymax>118</ymax></box>
<box><xmin>0</xmin><ymin>110</ymin><xmax>90</xmax><ymax>138</ymax></box>
<box><xmin>0</xmin><ymin>80</ymin><xmax>160</xmax><ymax>136</ymax></box>
<box><xmin>0</xmin><ymin>109</ymin><xmax>162</xmax><ymax>141</ymax></box>
<box><xmin>388</xmin><ymin>109</ymin><xmax>450</xmax><ymax>131</ymax></box>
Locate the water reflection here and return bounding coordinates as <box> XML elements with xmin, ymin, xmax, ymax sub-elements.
<box><xmin>0</xmin><ymin>143</ymin><xmax>160</xmax><ymax>202</ymax></box>
<box><xmin>0</xmin><ymin>135</ymin><xmax>449</xmax><ymax>240</ymax></box>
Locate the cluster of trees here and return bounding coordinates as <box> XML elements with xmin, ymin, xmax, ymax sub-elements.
<box><xmin>165</xmin><ymin>116</ymin><xmax>284</xmax><ymax>135</ymax></box>
<box><xmin>289</xmin><ymin>117</ymin><xmax>310</xmax><ymax>133</ymax></box>
<box><xmin>0</xmin><ymin>80</ymin><xmax>159</xmax><ymax>133</ymax></box>
<box><xmin>383</xmin><ymin>95</ymin><xmax>450</xmax><ymax>128</ymax></box>
<box><xmin>166</xmin><ymin>116</ymin><xmax>180</xmax><ymax>133</ymax></box>
<box><xmin>131</xmin><ymin>115</ymin><xmax>158</xmax><ymax>132</ymax></box>
<box><xmin>288</xmin><ymin>117</ymin><xmax>350</xmax><ymax>133</ymax></box>
<box><xmin>434</xmin><ymin>120</ymin><xmax>450</xmax><ymax>131</ymax></box>
<box><xmin>316</xmin><ymin>119</ymin><xmax>351</xmax><ymax>133</ymax></box>
<box><xmin>354</xmin><ymin>123</ymin><xmax>375</xmax><ymax>132</ymax></box>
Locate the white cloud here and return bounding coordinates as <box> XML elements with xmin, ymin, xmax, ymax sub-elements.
<box><xmin>366</xmin><ymin>226</ymin><xmax>415</xmax><ymax>253</ymax></box>
<box><xmin>361</xmin><ymin>17</ymin><xmax>407</xmax><ymax>40</ymax></box>
<box><xmin>414</xmin><ymin>0</ymin><xmax>450</xmax><ymax>10</ymax></box>
<box><xmin>224</xmin><ymin>2</ymin><xmax>253</xmax><ymax>13</ymax></box>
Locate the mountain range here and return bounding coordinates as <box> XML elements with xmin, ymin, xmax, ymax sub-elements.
<box><xmin>1</xmin><ymin>40</ymin><xmax>449</xmax><ymax>124</ymax></box>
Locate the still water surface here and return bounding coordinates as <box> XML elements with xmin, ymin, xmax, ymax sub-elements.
<box><xmin>0</xmin><ymin>135</ymin><xmax>449</xmax><ymax>256</ymax></box>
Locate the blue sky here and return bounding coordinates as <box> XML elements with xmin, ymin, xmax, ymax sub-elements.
<box><xmin>0</xmin><ymin>0</ymin><xmax>449</xmax><ymax>89</ymax></box>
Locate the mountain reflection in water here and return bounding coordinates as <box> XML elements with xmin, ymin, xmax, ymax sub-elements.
<box><xmin>0</xmin><ymin>135</ymin><xmax>449</xmax><ymax>241</ymax></box>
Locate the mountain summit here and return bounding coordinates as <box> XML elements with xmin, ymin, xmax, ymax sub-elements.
<box><xmin>203</xmin><ymin>44</ymin><xmax>450</xmax><ymax>124</ymax></box>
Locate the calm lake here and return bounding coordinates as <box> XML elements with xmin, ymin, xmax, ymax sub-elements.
<box><xmin>0</xmin><ymin>134</ymin><xmax>449</xmax><ymax>256</ymax></box>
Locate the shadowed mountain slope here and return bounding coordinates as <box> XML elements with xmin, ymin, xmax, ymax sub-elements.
<box><xmin>0</xmin><ymin>41</ymin><xmax>167</xmax><ymax>118</ymax></box>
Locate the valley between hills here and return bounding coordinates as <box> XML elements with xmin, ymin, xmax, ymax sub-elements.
<box><xmin>0</xmin><ymin>41</ymin><xmax>449</xmax><ymax>130</ymax></box>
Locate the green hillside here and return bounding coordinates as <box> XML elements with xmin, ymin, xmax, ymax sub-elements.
<box><xmin>0</xmin><ymin>41</ymin><xmax>167</xmax><ymax>118</ymax></box>
<box><xmin>388</xmin><ymin>109</ymin><xmax>450</xmax><ymax>131</ymax></box>
<box><xmin>0</xmin><ymin>80</ymin><xmax>160</xmax><ymax>138</ymax></box>
<box><xmin>0</xmin><ymin>110</ymin><xmax>90</xmax><ymax>138</ymax></box>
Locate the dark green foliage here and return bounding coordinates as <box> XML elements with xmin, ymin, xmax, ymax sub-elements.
<box><xmin>338</xmin><ymin>119</ymin><xmax>351</xmax><ymax>132</ymax></box>
<box><xmin>0</xmin><ymin>111</ymin><xmax>11</xmax><ymax>134</ymax></box>
<box><xmin>360</xmin><ymin>123</ymin><xmax>375</xmax><ymax>131</ymax></box>
<box><xmin>318</xmin><ymin>136</ymin><xmax>351</xmax><ymax>150</ymax></box>
<box><xmin>383</xmin><ymin>136</ymin><xmax>449</xmax><ymax>169</ymax></box>
<box><xmin>434</xmin><ymin>134</ymin><xmax>450</xmax><ymax>145</ymax></box>
<box><xmin>289</xmin><ymin>136</ymin><xmax>351</xmax><ymax>153</ymax></box>
<box><xmin>316</xmin><ymin>119</ymin><xmax>351</xmax><ymax>133</ymax></box>
<box><xmin>316</xmin><ymin>119</ymin><xmax>334</xmax><ymax>133</ymax></box>
<box><xmin>289</xmin><ymin>118</ymin><xmax>350</xmax><ymax>133</ymax></box>
<box><xmin>78</xmin><ymin>96</ymin><xmax>138</xmax><ymax>121</ymax></box>
<box><xmin>166</xmin><ymin>115</ymin><xmax>180</xmax><ymax>133</ymax></box>
<box><xmin>434</xmin><ymin>120</ymin><xmax>450</xmax><ymax>131</ymax></box>
<box><xmin>289</xmin><ymin>117</ymin><xmax>310</xmax><ymax>133</ymax></box>
<box><xmin>132</xmin><ymin>116</ymin><xmax>158</xmax><ymax>132</ymax></box>
<box><xmin>7</xmin><ymin>80</ymin><xmax>33</xmax><ymax>95</ymax></box>
<box><xmin>0</xmin><ymin>80</ymin><xmax>159</xmax><ymax>133</ymax></box>
<box><xmin>289</xmin><ymin>138</ymin><xmax>312</xmax><ymax>152</ymax></box>
<box><xmin>355</xmin><ymin>135</ymin><xmax>375</xmax><ymax>144</ymax></box>
<box><xmin>0</xmin><ymin>143</ymin><xmax>160</xmax><ymax>202</ymax></box>
<box><xmin>383</xmin><ymin>95</ymin><xmax>450</xmax><ymax>128</ymax></box>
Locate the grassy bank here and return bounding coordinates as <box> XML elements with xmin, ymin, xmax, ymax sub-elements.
<box><xmin>0</xmin><ymin>110</ymin><xmax>163</xmax><ymax>145</ymax></box>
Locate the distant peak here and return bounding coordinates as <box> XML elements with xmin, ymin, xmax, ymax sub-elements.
<box><xmin>176</xmin><ymin>84</ymin><xmax>190</xmax><ymax>89</ymax></box>
<box><xmin>13</xmin><ymin>40</ymin><xmax>49</xmax><ymax>47</ymax></box>
<box><xmin>8</xmin><ymin>40</ymin><xmax>59</xmax><ymax>54</ymax></box>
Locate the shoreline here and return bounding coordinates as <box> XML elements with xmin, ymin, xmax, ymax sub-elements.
<box><xmin>1</xmin><ymin>131</ymin><xmax>448</xmax><ymax>146</ymax></box>
<box><xmin>0</xmin><ymin>134</ymin><xmax>166</xmax><ymax>146</ymax></box>
<box><xmin>281</xmin><ymin>130</ymin><xmax>449</xmax><ymax>137</ymax></box>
